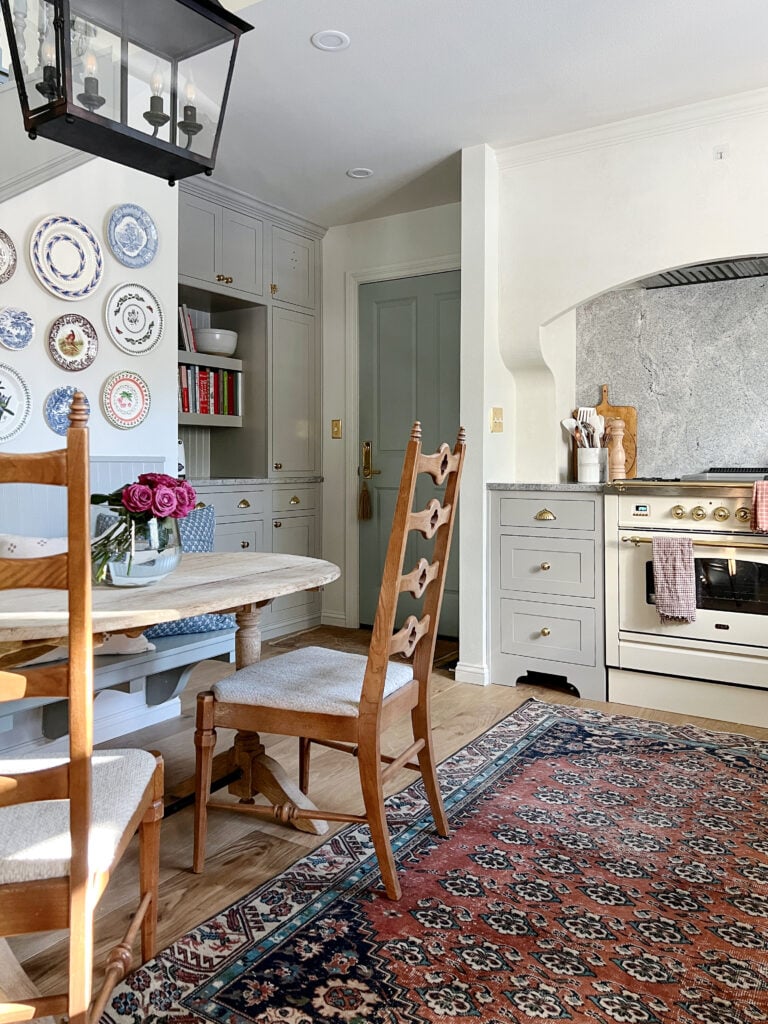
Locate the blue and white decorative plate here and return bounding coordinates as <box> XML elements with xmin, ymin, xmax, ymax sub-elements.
<box><xmin>30</xmin><ymin>214</ymin><xmax>103</xmax><ymax>300</ymax></box>
<box><xmin>48</xmin><ymin>312</ymin><xmax>98</xmax><ymax>370</ymax></box>
<box><xmin>105</xmin><ymin>282</ymin><xmax>164</xmax><ymax>355</ymax></box>
<box><xmin>44</xmin><ymin>385</ymin><xmax>90</xmax><ymax>436</ymax></box>
<box><xmin>0</xmin><ymin>362</ymin><xmax>31</xmax><ymax>441</ymax></box>
<box><xmin>107</xmin><ymin>204</ymin><xmax>158</xmax><ymax>269</ymax></box>
<box><xmin>0</xmin><ymin>307</ymin><xmax>34</xmax><ymax>350</ymax></box>
<box><xmin>0</xmin><ymin>229</ymin><xmax>17</xmax><ymax>285</ymax></box>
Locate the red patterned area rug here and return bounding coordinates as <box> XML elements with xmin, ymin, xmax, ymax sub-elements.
<box><xmin>103</xmin><ymin>700</ymin><xmax>768</xmax><ymax>1024</ymax></box>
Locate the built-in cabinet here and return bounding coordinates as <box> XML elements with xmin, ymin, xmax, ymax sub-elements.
<box><xmin>490</xmin><ymin>486</ymin><xmax>606</xmax><ymax>701</ymax></box>
<box><xmin>179</xmin><ymin>191</ymin><xmax>265</xmax><ymax>300</ymax></box>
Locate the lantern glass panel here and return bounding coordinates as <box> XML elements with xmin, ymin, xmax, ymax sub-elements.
<box><xmin>6</xmin><ymin>0</ymin><xmax>60</xmax><ymax>110</ymax></box>
<box><xmin>69</xmin><ymin>17</ymin><xmax>120</xmax><ymax>122</ymax></box>
<box><xmin>126</xmin><ymin>46</ymin><xmax>172</xmax><ymax>144</ymax></box>
<box><xmin>176</xmin><ymin>45</ymin><xmax>232</xmax><ymax>160</ymax></box>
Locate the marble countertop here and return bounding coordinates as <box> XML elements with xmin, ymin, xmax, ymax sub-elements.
<box><xmin>192</xmin><ymin>476</ymin><xmax>323</xmax><ymax>486</ymax></box>
<box><xmin>488</xmin><ymin>482</ymin><xmax>605</xmax><ymax>493</ymax></box>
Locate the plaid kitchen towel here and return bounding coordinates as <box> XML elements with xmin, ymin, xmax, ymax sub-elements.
<box><xmin>750</xmin><ymin>480</ymin><xmax>768</xmax><ymax>532</ymax></box>
<box><xmin>652</xmin><ymin>536</ymin><xmax>696</xmax><ymax>623</ymax></box>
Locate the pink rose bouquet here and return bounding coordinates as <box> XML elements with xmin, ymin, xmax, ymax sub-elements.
<box><xmin>91</xmin><ymin>474</ymin><xmax>197</xmax><ymax>583</ymax></box>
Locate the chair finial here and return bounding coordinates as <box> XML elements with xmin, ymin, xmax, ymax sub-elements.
<box><xmin>411</xmin><ymin>422</ymin><xmax>422</xmax><ymax>441</ymax></box>
<box><xmin>68</xmin><ymin>391</ymin><xmax>89</xmax><ymax>428</ymax></box>
<box><xmin>457</xmin><ymin>426</ymin><xmax>466</xmax><ymax>444</ymax></box>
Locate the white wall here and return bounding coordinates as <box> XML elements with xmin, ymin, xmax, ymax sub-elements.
<box><xmin>0</xmin><ymin>159</ymin><xmax>178</xmax><ymax>471</ymax></box>
<box><xmin>321</xmin><ymin>203</ymin><xmax>461</xmax><ymax>629</ymax></box>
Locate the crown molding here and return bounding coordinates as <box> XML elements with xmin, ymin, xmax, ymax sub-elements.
<box><xmin>496</xmin><ymin>87</ymin><xmax>768</xmax><ymax>170</ymax></box>
<box><xmin>180</xmin><ymin>177</ymin><xmax>327</xmax><ymax>239</ymax></box>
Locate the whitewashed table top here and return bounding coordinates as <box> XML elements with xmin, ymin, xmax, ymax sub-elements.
<box><xmin>0</xmin><ymin>552</ymin><xmax>341</xmax><ymax>641</ymax></box>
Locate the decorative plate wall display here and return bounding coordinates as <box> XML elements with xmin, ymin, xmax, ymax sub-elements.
<box><xmin>0</xmin><ymin>307</ymin><xmax>34</xmax><ymax>350</ymax></box>
<box><xmin>0</xmin><ymin>363</ymin><xmax>32</xmax><ymax>441</ymax></box>
<box><xmin>0</xmin><ymin>229</ymin><xmax>17</xmax><ymax>285</ymax></box>
<box><xmin>105</xmin><ymin>283</ymin><xmax>164</xmax><ymax>354</ymax></box>
<box><xmin>30</xmin><ymin>214</ymin><xmax>103</xmax><ymax>300</ymax></box>
<box><xmin>107</xmin><ymin>204</ymin><xmax>158</xmax><ymax>268</ymax></box>
<box><xmin>48</xmin><ymin>313</ymin><xmax>98</xmax><ymax>370</ymax></box>
<box><xmin>44</xmin><ymin>385</ymin><xmax>90</xmax><ymax>436</ymax></box>
<box><xmin>101</xmin><ymin>370</ymin><xmax>150</xmax><ymax>429</ymax></box>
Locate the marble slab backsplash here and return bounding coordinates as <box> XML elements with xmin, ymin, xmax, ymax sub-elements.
<box><xmin>576</xmin><ymin>277</ymin><xmax>768</xmax><ymax>477</ymax></box>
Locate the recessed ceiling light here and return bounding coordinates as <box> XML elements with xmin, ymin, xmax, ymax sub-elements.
<box><xmin>346</xmin><ymin>167</ymin><xmax>373</xmax><ymax>179</ymax></box>
<box><xmin>311</xmin><ymin>30</ymin><xmax>350</xmax><ymax>51</ymax></box>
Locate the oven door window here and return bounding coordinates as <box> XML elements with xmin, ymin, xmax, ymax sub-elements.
<box><xmin>645</xmin><ymin>557</ymin><xmax>768</xmax><ymax>615</ymax></box>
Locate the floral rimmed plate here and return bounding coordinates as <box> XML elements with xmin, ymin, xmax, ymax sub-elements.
<box><xmin>101</xmin><ymin>370</ymin><xmax>150</xmax><ymax>429</ymax></box>
<box><xmin>30</xmin><ymin>214</ymin><xmax>103</xmax><ymax>300</ymax></box>
<box><xmin>0</xmin><ymin>307</ymin><xmax>34</xmax><ymax>350</ymax></box>
<box><xmin>48</xmin><ymin>313</ymin><xmax>98</xmax><ymax>370</ymax></box>
<box><xmin>0</xmin><ymin>229</ymin><xmax>17</xmax><ymax>285</ymax></box>
<box><xmin>105</xmin><ymin>282</ymin><xmax>164</xmax><ymax>355</ymax></box>
<box><xmin>44</xmin><ymin>385</ymin><xmax>91</xmax><ymax>436</ymax></box>
<box><xmin>0</xmin><ymin>363</ymin><xmax>32</xmax><ymax>441</ymax></box>
<box><xmin>107</xmin><ymin>204</ymin><xmax>158</xmax><ymax>269</ymax></box>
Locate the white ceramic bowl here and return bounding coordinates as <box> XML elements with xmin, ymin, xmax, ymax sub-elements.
<box><xmin>195</xmin><ymin>328</ymin><xmax>238</xmax><ymax>356</ymax></box>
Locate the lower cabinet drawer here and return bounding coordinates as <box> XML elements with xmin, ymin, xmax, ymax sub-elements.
<box><xmin>272</xmin><ymin>486</ymin><xmax>317</xmax><ymax>513</ymax></box>
<box><xmin>500</xmin><ymin>534</ymin><xmax>595</xmax><ymax>598</ymax></box>
<box><xmin>499</xmin><ymin>496</ymin><xmax>595</xmax><ymax>532</ymax></box>
<box><xmin>499</xmin><ymin>598</ymin><xmax>595</xmax><ymax>666</ymax></box>
<box><xmin>214</xmin><ymin>518</ymin><xmax>266</xmax><ymax>553</ymax></box>
<box><xmin>196</xmin><ymin>487</ymin><xmax>266</xmax><ymax>518</ymax></box>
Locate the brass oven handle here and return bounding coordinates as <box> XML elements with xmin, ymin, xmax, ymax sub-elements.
<box><xmin>361</xmin><ymin>441</ymin><xmax>381</xmax><ymax>479</ymax></box>
<box><xmin>621</xmin><ymin>535</ymin><xmax>768</xmax><ymax>550</ymax></box>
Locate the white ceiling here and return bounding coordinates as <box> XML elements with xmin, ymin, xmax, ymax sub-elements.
<box><xmin>220</xmin><ymin>1</ymin><xmax>768</xmax><ymax>227</ymax></box>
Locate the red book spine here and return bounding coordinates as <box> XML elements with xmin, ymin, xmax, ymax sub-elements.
<box><xmin>227</xmin><ymin>372</ymin><xmax>236</xmax><ymax>416</ymax></box>
<box><xmin>198</xmin><ymin>368</ymin><xmax>211</xmax><ymax>415</ymax></box>
<box><xmin>180</xmin><ymin>365</ymin><xmax>190</xmax><ymax>413</ymax></box>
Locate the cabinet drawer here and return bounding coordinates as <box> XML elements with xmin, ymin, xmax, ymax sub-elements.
<box><xmin>499</xmin><ymin>496</ymin><xmax>595</xmax><ymax>532</ymax></box>
<box><xmin>272</xmin><ymin>487</ymin><xmax>317</xmax><ymax>513</ymax></box>
<box><xmin>499</xmin><ymin>598</ymin><xmax>595</xmax><ymax>666</ymax></box>
<box><xmin>196</xmin><ymin>487</ymin><xmax>266</xmax><ymax>518</ymax></box>
<box><xmin>214</xmin><ymin>519</ymin><xmax>266</xmax><ymax>553</ymax></box>
<box><xmin>499</xmin><ymin>534</ymin><xmax>595</xmax><ymax>598</ymax></box>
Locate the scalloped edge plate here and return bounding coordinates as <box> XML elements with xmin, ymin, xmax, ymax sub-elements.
<box><xmin>102</xmin><ymin>370</ymin><xmax>150</xmax><ymax>429</ymax></box>
<box><xmin>0</xmin><ymin>362</ymin><xmax>32</xmax><ymax>441</ymax></box>
<box><xmin>105</xmin><ymin>282</ymin><xmax>164</xmax><ymax>355</ymax></box>
<box><xmin>48</xmin><ymin>312</ymin><xmax>98</xmax><ymax>370</ymax></box>
<box><xmin>107</xmin><ymin>203</ymin><xmax>158</xmax><ymax>268</ymax></box>
<box><xmin>30</xmin><ymin>214</ymin><xmax>103</xmax><ymax>300</ymax></box>
<box><xmin>0</xmin><ymin>229</ymin><xmax>17</xmax><ymax>285</ymax></box>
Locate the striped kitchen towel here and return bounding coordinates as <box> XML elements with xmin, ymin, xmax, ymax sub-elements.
<box><xmin>750</xmin><ymin>480</ymin><xmax>768</xmax><ymax>532</ymax></box>
<box><xmin>652</xmin><ymin>536</ymin><xmax>696</xmax><ymax>623</ymax></box>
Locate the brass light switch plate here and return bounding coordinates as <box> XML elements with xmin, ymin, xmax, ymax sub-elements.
<box><xmin>490</xmin><ymin>407</ymin><xmax>504</xmax><ymax>433</ymax></box>
<box><xmin>331</xmin><ymin>419</ymin><xmax>343</xmax><ymax>439</ymax></box>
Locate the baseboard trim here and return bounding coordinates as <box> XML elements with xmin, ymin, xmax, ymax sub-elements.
<box><xmin>320</xmin><ymin>611</ymin><xmax>348</xmax><ymax>628</ymax></box>
<box><xmin>454</xmin><ymin>661</ymin><xmax>490</xmax><ymax>686</ymax></box>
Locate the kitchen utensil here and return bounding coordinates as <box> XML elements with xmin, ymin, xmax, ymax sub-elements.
<box><xmin>595</xmin><ymin>385</ymin><xmax>636</xmax><ymax>476</ymax></box>
<box><xmin>561</xmin><ymin>417</ymin><xmax>581</xmax><ymax>441</ymax></box>
<box><xmin>576</xmin><ymin>406</ymin><xmax>596</xmax><ymax>425</ymax></box>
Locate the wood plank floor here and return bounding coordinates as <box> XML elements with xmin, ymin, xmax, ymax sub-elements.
<box><xmin>10</xmin><ymin>642</ymin><xmax>768</xmax><ymax>998</ymax></box>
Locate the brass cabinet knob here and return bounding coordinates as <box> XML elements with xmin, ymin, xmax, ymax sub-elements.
<box><xmin>195</xmin><ymin>501</ymin><xmax>206</xmax><ymax>509</ymax></box>
<box><xmin>273</xmin><ymin>462</ymin><xmax>283</xmax><ymax>470</ymax></box>
<box><xmin>274</xmin><ymin>520</ymin><xmax>282</xmax><ymax>528</ymax></box>
<box><xmin>289</xmin><ymin>495</ymin><xmax>301</xmax><ymax>505</ymax></box>
<box><xmin>270</xmin><ymin>283</ymin><xmax>278</xmax><ymax>296</ymax></box>
<box><xmin>225</xmin><ymin>276</ymin><xmax>234</xmax><ymax>284</ymax></box>
<box><xmin>216</xmin><ymin>274</ymin><xmax>226</xmax><ymax>282</ymax></box>
<box><xmin>540</xmin><ymin>627</ymin><xmax>551</xmax><ymax>637</ymax></box>
<box><xmin>237</xmin><ymin>498</ymin><xmax>251</xmax><ymax>509</ymax></box>
<box><xmin>240</xmin><ymin>540</ymin><xmax>250</xmax><ymax>549</ymax></box>
<box><xmin>540</xmin><ymin>562</ymin><xmax>551</xmax><ymax>571</ymax></box>
<box><xmin>713</xmin><ymin>506</ymin><xmax>730</xmax><ymax>522</ymax></box>
<box><xmin>736</xmin><ymin>507</ymin><xmax>751</xmax><ymax>523</ymax></box>
<box><xmin>671</xmin><ymin>505</ymin><xmax>686</xmax><ymax>520</ymax></box>
<box><xmin>691</xmin><ymin>506</ymin><xmax>707</xmax><ymax>521</ymax></box>
<box><xmin>534</xmin><ymin>508</ymin><xmax>556</xmax><ymax>521</ymax></box>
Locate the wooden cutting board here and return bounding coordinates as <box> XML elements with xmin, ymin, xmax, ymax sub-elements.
<box><xmin>572</xmin><ymin>384</ymin><xmax>638</xmax><ymax>479</ymax></box>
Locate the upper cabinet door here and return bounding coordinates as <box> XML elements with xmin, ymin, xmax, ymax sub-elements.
<box><xmin>221</xmin><ymin>209</ymin><xmax>264</xmax><ymax>298</ymax></box>
<box><xmin>270</xmin><ymin>227</ymin><xmax>316</xmax><ymax>309</ymax></box>
<box><xmin>179</xmin><ymin>193</ymin><xmax>220</xmax><ymax>285</ymax></box>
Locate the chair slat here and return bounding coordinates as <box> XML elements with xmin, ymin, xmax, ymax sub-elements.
<box><xmin>0</xmin><ymin>555</ymin><xmax>68</xmax><ymax>591</ymax></box>
<box><xmin>0</xmin><ymin>449</ymin><xmax>67</xmax><ymax>486</ymax></box>
<box><xmin>399</xmin><ymin>557</ymin><xmax>439</xmax><ymax>598</ymax></box>
<box><xmin>417</xmin><ymin>443</ymin><xmax>461</xmax><ymax>484</ymax></box>
<box><xmin>0</xmin><ymin>763</ymin><xmax>69</xmax><ymax>807</ymax></box>
<box><xmin>0</xmin><ymin>664</ymin><xmax>69</xmax><ymax>701</ymax></box>
<box><xmin>389</xmin><ymin>613</ymin><xmax>430</xmax><ymax>658</ymax></box>
<box><xmin>408</xmin><ymin>499</ymin><xmax>451</xmax><ymax>539</ymax></box>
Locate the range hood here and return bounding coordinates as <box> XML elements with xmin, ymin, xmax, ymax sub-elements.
<box><xmin>637</xmin><ymin>256</ymin><xmax>768</xmax><ymax>289</ymax></box>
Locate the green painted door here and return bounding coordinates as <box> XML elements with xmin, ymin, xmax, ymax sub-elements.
<box><xmin>358</xmin><ymin>270</ymin><xmax>461</xmax><ymax>634</ymax></box>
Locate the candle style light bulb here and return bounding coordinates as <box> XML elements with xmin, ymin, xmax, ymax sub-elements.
<box><xmin>150</xmin><ymin>66</ymin><xmax>163</xmax><ymax>97</ymax></box>
<box><xmin>184</xmin><ymin>78</ymin><xmax>196</xmax><ymax>105</ymax></box>
<box><xmin>177</xmin><ymin>73</ymin><xmax>202</xmax><ymax>149</ymax></box>
<box><xmin>144</xmin><ymin>64</ymin><xmax>170</xmax><ymax>135</ymax></box>
<box><xmin>43</xmin><ymin>41</ymin><xmax>55</xmax><ymax>67</ymax></box>
<box><xmin>36</xmin><ymin>32</ymin><xmax>59</xmax><ymax>100</ymax></box>
<box><xmin>84</xmin><ymin>50</ymin><xmax>97</xmax><ymax>78</ymax></box>
<box><xmin>76</xmin><ymin>48</ymin><xmax>105</xmax><ymax>111</ymax></box>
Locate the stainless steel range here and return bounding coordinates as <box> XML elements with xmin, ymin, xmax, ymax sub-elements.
<box><xmin>604</xmin><ymin>477</ymin><xmax>768</xmax><ymax>727</ymax></box>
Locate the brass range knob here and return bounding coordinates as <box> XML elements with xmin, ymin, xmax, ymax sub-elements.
<box><xmin>540</xmin><ymin>562</ymin><xmax>551</xmax><ymax>571</ymax></box>
<box><xmin>691</xmin><ymin>506</ymin><xmax>707</xmax><ymax>521</ymax></box>
<box><xmin>736</xmin><ymin>507</ymin><xmax>751</xmax><ymax>523</ymax></box>
<box><xmin>712</xmin><ymin>506</ymin><xmax>730</xmax><ymax>522</ymax></box>
<box><xmin>671</xmin><ymin>505</ymin><xmax>686</xmax><ymax>520</ymax></box>
<box><xmin>540</xmin><ymin>627</ymin><xmax>551</xmax><ymax>638</ymax></box>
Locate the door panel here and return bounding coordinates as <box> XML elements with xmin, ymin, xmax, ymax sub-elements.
<box><xmin>358</xmin><ymin>271</ymin><xmax>460</xmax><ymax>633</ymax></box>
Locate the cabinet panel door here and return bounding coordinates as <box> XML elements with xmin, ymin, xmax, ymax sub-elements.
<box><xmin>269</xmin><ymin>514</ymin><xmax>320</xmax><ymax>617</ymax></box>
<box><xmin>500</xmin><ymin>598</ymin><xmax>596</xmax><ymax>666</ymax></box>
<box><xmin>213</xmin><ymin>518</ymin><xmax>266</xmax><ymax>554</ymax></box>
<box><xmin>271</xmin><ymin>227</ymin><xmax>315</xmax><ymax>309</ymax></box>
<box><xmin>499</xmin><ymin>535</ymin><xmax>595</xmax><ymax>598</ymax></box>
<box><xmin>222</xmin><ymin>209</ymin><xmax>264</xmax><ymax>297</ymax></box>
<box><xmin>179</xmin><ymin>193</ymin><xmax>220</xmax><ymax>284</ymax></box>
<box><xmin>271</xmin><ymin>307</ymin><xmax>316</xmax><ymax>475</ymax></box>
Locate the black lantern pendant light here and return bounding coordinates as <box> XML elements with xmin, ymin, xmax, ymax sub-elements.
<box><xmin>0</xmin><ymin>0</ymin><xmax>252</xmax><ymax>184</ymax></box>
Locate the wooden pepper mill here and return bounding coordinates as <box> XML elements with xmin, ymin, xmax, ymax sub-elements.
<box><xmin>607</xmin><ymin>417</ymin><xmax>626</xmax><ymax>480</ymax></box>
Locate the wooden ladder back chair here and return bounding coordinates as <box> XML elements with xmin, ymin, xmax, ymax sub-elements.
<box><xmin>0</xmin><ymin>393</ymin><xmax>164</xmax><ymax>1024</ymax></box>
<box><xmin>194</xmin><ymin>422</ymin><xmax>466</xmax><ymax>900</ymax></box>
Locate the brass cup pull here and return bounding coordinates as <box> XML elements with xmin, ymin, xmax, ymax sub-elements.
<box><xmin>237</xmin><ymin>498</ymin><xmax>251</xmax><ymax>509</ymax></box>
<box><xmin>195</xmin><ymin>501</ymin><xmax>206</xmax><ymax>509</ymax></box>
<box><xmin>540</xmin><ymin>562</ymin><xmax>551</xmax><ymax>571</ymax></box>
<box><xmin>274</xmin><ymin>462</ymin><xmax>283</xmax><ymax>470</ymax></box>
<box><xmin>274</xmin><ymin>520</ymin><xmax>282</xmax><ymax>528</ymax></box>
<box><xmin>534</xmin><ymin>508</ymin><xmax>556</xmax><ymax>521</ymax></box>
<box><xmin>240</xmin><ymin>540</ymin><xmax>250</xmax><ymax>549</ymax></box>
<box><xmin>540</xmin><ymin>627</ymin><xmax>551</xmax><ymax>637</ymax></box>
<box><xmin>289</xmin><ymin>495</ymin><xmax>300</xmax><ymax>505</ymax></box>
